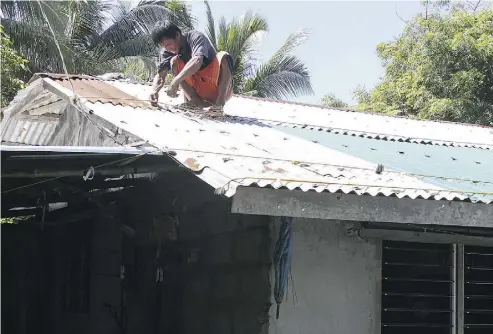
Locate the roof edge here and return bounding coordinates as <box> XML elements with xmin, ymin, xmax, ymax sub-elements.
<box><xmin>232</xmin><ymin>95</ymin><xmax>493</xmax><ymax>130</ymax></box>
<box><xmin>30</xmin><ymin>72</ymin><xmax>493</xmax><ymax>129</ymax></box>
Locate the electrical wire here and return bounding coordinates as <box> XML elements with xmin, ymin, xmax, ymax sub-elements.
<box><xmin>1</xmin><ymin>1</ymin><xmax>174</xmax><ymax>196</ymax></box>
<box><xmin>26</xmin><ymin>2</ymin><xmax>492</xmax><ymax>271</ymax></box>
<box><xmin>49</xmin><ymin>89</ymin><xmax>493</xmax><ymax>187</ymax></box>
<box><xmin>1</xmin><ymin>150</ymin><xmax>161</xmax><ymax>194</ymax></box>
<box><xmin>36</xmin><ymin>0</ymin><xmax>76</xmax><ymax>94</ymax></box>
<box><xmin>17</xmin><ymin>1</ymin><xmax>493</xmax><ymax>200</ymax></box>
<box><xmin>30</xmin><ymin>7</ymin><xmax>492</xmax><ymax>187</ymax></box>
<box><xmin>215</xmin><ymin>176</ymin><xmax>493</xmax><ymax>198</ymax></box>
<box><xmin>161</xmin><ymin>147</ymin><xmax>493</xmax><ymax>185</ymax></box>
<box><xmin>67</xmin><ymin>94</ymin><xmax>493</xmax><ymax>149</ymax></box>
<box><xmin>63</xmin><ymin>96</ymin><xmax>493</xmax><ymax>185</ymax></box>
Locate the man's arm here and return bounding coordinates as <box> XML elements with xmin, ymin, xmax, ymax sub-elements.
<box><xmin>170</xmin><ymin>32</ymin><xmax>212</xmax><ymax>87</ymax></box>
<box><xmin>150</xmin><ymin>70</ymin><xmax>167</xmax><ymax>105</ymax></box>
<box><xmin>153</xmin><ymin>70</ymin><xmax>167</xmax><ymax>93</ymax></box>
<box><xmin>170</xmin><ymin>56</ymin><xmax>203</xmax><ymax>86</ymax></box>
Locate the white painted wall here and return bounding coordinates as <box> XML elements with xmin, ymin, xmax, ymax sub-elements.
<box><xmin>269</xmin><ymin>218</ymin><xmax>381</xmax><ymax>334</ymax></box>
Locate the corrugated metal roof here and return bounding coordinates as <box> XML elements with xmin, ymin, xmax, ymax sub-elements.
<box><xmin>83</xmin><ymin>100</ymin><xmax>493</xmax><ymax>203</ymax></box>
<box><xmin>1</xmin><ymin>88</ymin><xmax>65</xmax><ymax>145</ymax></box>
<box><xmin>1</xmin><ymin>117</ymin><xmax>58</xmax><ymax>146</ymax></box>
<box><xmin>275</xmin><ymin>126</ymin><xmax>493</xmax><ymax>198</ymax></box>
<box><xmin>101</xmin><ymin>80</ymin><xmax>493</xmax><ymax>149</ymax></box>
<box><xmin>4</xmin><ymin>75</ymin><xmax>493</xmax><ymax>203</ymax></box>
<box><xmin>33</xmin><ymin>73</ymin><xmax>152</xmax><ymax>109</ymax></box>
<box><xmin>225</xmin><ymin>97</ymin><xmax>493</xmax><ymax>149</ymax></box>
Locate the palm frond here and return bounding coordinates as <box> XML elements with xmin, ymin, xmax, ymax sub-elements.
<box><xmin>133</xmin><ymin>0</ymin><xmax>195</xmax><ymax>31</ymax></box>
<box><xmin>1</xmin><ymin>1</ymin><xmax>59</xmax><ymax>26</ymax></box>
<box><xmin>1</xmin><ymin>17</ymin><xmax>75</xmax><ymax>74</ymax></box>
<box><xmin>92</xmin><ymin>34</ymin><xmax>155</xmax><ymax>63</ymax></box>
<box><xmin>63</xmin><ymin>0</ymin><xmax>109</xmax><ymax>46</ymax></box>
<box><xmin>242</xmin><ymin>30</ymin><xmax>313</xmax><ymax>99</ymax></box>
<box><xmin>204</xmin><ymin>1</ymin><xmax>217</xmax><ymax>50</ymax></box>
<box><xmin>267</xmin><ymin>29</ymin><xmax>310</xmax><ymax>67</ymax></box>
<box><xmin>122</xmin><ymin>56</ymin><xmax>157</xmax><ymax>81</ymax></box>
<box><xmin>1</xmin><ymin>0</ymin><xmax>195</xmax><ymax>78</ymax></box>
<box><xmin>98</xmin><ymin>1</ymin><xmax>195</xmax><ymax>49</ymax></box>
<box><xmin>212</xmin><ymin>11</ymin><xmax>268</xmax><ymax>94</ymax></box>
<box><xmin>1</xmin><ymin>0</ymin><xmax>68</xmax><ymax>40</ymax></box>
<box><xmin>162</xmin><ymin>0</ymin><xmax>195</xmax><ymax>31</ymax></box>
<box><xmin>244</xmin><ymin>54</ymin><xmax>313</xmax><ymax>99</ymax></box>
<box><xmin>217</xmin><ymin>16</ymin><xmax>229</xmax><ymax>51</ymax></box>
<box><xmin>217</xmin><ymin>11</ymin><xmax>268</xmax><ymax>66</ymax></box>
<box><xmin>110</xmin><ymin>0</ymin><xmax>133</xmax><ymax>22</ymax></box>
<box><xmin>1</xmin><ymin>1</ymin><xmax>95</xmax><ymax>74</ymax></box>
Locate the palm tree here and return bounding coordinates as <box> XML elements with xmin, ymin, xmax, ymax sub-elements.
<box><xmin>1</xmin><ymin>0</ymin><xmax>195</xmax><ymax>80</ymax></box>
<box><xmin>203</xmin><ymin>1</ymin><xmax>313</xmax><ymax>100</ymax></box>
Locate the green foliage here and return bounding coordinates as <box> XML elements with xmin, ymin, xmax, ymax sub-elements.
<box><xmin>1</xmin><ymin>24</ymin><xmax>28</xmax><ymax>108</ymax></box>
<box><xmin>2</xmin><ymin>0</ymin><xmax>312</xmax><ymax>99</ymax></box>
<box><xmin>1</xmin><ymin>0</ymin><xmax>195</xmax><ymax>80</ymax></box>
<box><xmin>204</xmin><ymin>1</ymin><xmax>313</xmax><ymax>99</ymax></box>
<box><xmin>321</xmin><ymin>93</ymin><xmax>348</xmax><ymax>109</ymax></box>
<box><xmin>353</xmin><ymin>6</ymin><xmax>493</xmax><ymax>125</ymax></box>
<box><xmin>0</xmin><ymin>215</ymin><xmax>35</xmax><ymax>224</ymax></box>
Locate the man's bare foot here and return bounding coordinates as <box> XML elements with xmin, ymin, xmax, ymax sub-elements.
<box><xmin>179</xmin><ymin>102</ymin><xmax>203</xmax><ymax>111</ymax></box>
<box><xmin>207</xmin><ymin>105</ymin><xmax>224</xmax><ymax>113</ymax></box>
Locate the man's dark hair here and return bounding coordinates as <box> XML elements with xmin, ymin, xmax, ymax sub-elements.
<box><xmin>151</xmin><ymin>21</ymin><xmax>181</xmax><ymax>46</ymax></box>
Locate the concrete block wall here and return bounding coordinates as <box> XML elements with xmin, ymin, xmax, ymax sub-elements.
<box><xmin>269</xmin><ymin>218</ymin><xmax>382</xmax><ymax>334</ymax></box>
<box><xmin>164</xmin><ymin>177</ymin><xmax>272</xmax><ymax>334</ymax></box>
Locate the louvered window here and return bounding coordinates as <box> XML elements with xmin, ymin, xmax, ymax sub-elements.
<box><xmin>382</xmin><ymin>241</ymin><xmax>493</xmax><ymax>334</ymax></box>
<box><xmin>464</xmin><ymin>246</ymin><xmax>493</xmax><ymax>334</ymax></box>
<box><xmin>382</xmin><ymin>241</ymin><xmax>454</xmax><ymax>334</ymax></box>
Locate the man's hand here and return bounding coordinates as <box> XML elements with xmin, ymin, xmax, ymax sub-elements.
<box><xmin>150</xmin><ymin>91</ymin><xmax>159</xmax><ymax>106</ymax></box>
<box><xmin>151</xmin><ymin>71</ymin><xmax>167</xmax><ymax>106</ymax></box>
<box><xmin>166</xmin><ymin>81</ymin><xmax>179</xmax><ymax>98</ymax></box>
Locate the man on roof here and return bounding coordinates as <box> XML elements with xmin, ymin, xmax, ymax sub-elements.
<box><xmin>150</xmin><ymin>21</ymin><xmax>233</xmax><ymax>110</ymax></box>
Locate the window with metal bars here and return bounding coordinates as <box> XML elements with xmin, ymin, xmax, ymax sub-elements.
<box><xmin>382</xmin><ymin>240</ymin><xmax>454</xmax><ymax>334</ymax></box>
<box><xmin>464</xmin><ymin>245</ymin><xmax>493</xmax><ymax>334</ymax></box>
<box><xmin>382</xmin><ymin>241</ymin><xmax>493</xmax><ymax>334</ymax></box>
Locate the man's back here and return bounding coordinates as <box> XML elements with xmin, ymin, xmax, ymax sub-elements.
<box><xmin>180</xmin><ymin>30</ymin><xmax>217</xmax><ymax>69</ymax></box>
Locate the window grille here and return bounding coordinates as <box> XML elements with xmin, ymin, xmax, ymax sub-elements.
<box><xmin>464</xmin><ymin>246</ymin><xmax>493</xmax><ymax>334</ymax></box>
<box><xmin>382</xmin><ymin>240</ymin><xmax>454</xmax><ymax>334</ymax></box>
<box><xmin>382</xmin><ymin>241</ymin><xmax>493</xmax><ymax>334</ymax></box>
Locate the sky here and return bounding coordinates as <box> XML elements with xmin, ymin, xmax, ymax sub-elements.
<box><xmin>187</xmin><ymin>0</ymin><xmax>425</xmax><ymax>104</ymax></box>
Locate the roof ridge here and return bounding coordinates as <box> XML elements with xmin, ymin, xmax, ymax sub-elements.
<box><xmin>32</xmin><ymin>72</ymin><xmax>493</xmax><ymax>130</ymax></box>
<box><xmin>232</xmin><ymin>95</ymin><xmax>493</xmax><ymax>130</ymax></box>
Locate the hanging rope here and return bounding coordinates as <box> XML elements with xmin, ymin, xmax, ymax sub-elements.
<box><xmin>273</xmin><ymin>216</ymin><xmax>293</xmax><ymax>319</ymax></box>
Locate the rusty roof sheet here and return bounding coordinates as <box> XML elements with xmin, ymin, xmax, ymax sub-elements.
<box><xmin>33</xmin><ymin>73</ymin><xmax>152</xmax><ymax>109</ymax></box>
<box><xmin>5</xmin><ymin>74</ymin><xmax>493</xmax><ymax>203</ymax></box>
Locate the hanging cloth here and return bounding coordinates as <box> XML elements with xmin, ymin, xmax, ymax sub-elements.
<box><xmin>273</xmin><ymin>216</ymin><xmax>293</xmax><ymax>319</ymax></box>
